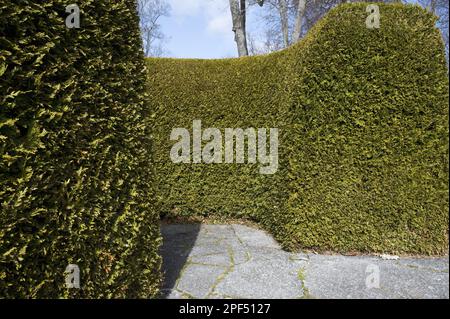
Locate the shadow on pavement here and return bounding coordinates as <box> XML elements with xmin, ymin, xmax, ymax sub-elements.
<box><xmin>159</xmin><ymin>223</ymin><xmax>200</xmax><ymax>298</ymax></box>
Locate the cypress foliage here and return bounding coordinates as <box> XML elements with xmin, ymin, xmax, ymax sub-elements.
<box><xmin>148</xmin><ymin>3</ymin><xmax>448</xmax><ymax>255</ymax></box>
<box><xmin>0</xmin><ymin>0</ymin><xmax>161</xmax><ymax>297</ymax></box>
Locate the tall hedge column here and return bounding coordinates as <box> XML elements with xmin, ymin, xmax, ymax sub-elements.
<box><xmin>0</xmin><ymin>0</ymin><xmax>161</xmax><ymax>298</ymax></box>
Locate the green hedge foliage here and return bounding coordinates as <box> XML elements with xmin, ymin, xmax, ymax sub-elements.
<box><xmin>1</xmin><ymin>0</ymin><xmax>161</xmax><ymax>297</ymax></box>
<box><xmin>147</xmin><ymin>3</ymin><xmax>448</xmax><ymax>255</ymax></box>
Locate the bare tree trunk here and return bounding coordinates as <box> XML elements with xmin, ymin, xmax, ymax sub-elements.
<box><xmin>229</xmin><ymin>0</ymin><xmax>249</xmax><ymax>56</ymax></box>
<box><xmin>278</xmin><ymin>0</ymin><xmax>289</xmax><ymax>47</ymax></box>
<box><xmin>430</xmin><ymin>0</ymin><xmax>437</xmax><ymax>14</ymax></box>
<box><xmin>137</xmin><ymin>0</ymin><xmax>169</xmax><ymax>57</ymax></box>
<box><xmin>145</xmin><ymin>30</ymin><xmax>151</xmax><ymax>57</ymax></box>
<box><xmin>292</xmin><ymin>0</ymin><xmax>306</xmax><ymax>43</ymax></box>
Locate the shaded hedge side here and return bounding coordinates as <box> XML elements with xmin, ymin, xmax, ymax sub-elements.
<box><xmin>146</xmin><ymin>54</ymin><xmax>291</xmax><ymax>236</ymax></box>
<box><xmin>0</xmin><ymin>0</ymin><xmax>161</xmax><ymax>297</ymax></box>
<box><xmin>147</xmin><ymin>3</ymin><xmax>448</xmax><ymax>255</ymax></box>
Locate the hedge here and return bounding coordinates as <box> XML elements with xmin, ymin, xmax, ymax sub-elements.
<box><xmin>147</xmin><ymin>3</ymin><xmax>448</xmax><ymax>255</ymax></box>
<box><xmin>0</xmin><ymin>0</ymin><xmax>161</xmax><ymax>298</ymax></box>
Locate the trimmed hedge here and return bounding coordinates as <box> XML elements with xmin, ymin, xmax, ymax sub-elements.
<box><xmin>147</xmin><ymin>3</ymin><xmax>448</xmax><ymax>255</ymax></box>
<box><xmin>147</xmin><ymin>54</ymin><xmax>290</xmax><ymax>231</ymax></box>
<box><xmin>0</xmin><ymin>0</ymin><xmax>160</xmax><ymax>298</ymax></box>
<box><xmin>283</xmin><ymin>4</ymin><xmax>449</xmax><ymax>254</ymax></box>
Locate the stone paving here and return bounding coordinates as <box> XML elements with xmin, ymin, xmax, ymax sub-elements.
<box><xmin>159</xmin><ymin>224</ymin><xmax>449</xmax><ymax>299</ymax></box>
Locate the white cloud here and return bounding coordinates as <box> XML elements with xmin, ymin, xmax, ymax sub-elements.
<box><xmin>168</xmin><ymin>0</ymin><xmax>232</xmax><ymax>36</ymax></box>
<box><xmin>167</xmin><ymin>0</ymin><xmax>202</xmax><ymax>17</ymax></box>
<box><xmin>206</xmin><ymin>11</ymin><xmax>231</xmax><ymax>35</ymax></box>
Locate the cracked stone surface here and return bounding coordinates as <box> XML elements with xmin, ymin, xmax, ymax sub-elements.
<box><xmin>160</xmin><ymin>224</ymin><xmax>449</xmax><ymax>299</ymax></box>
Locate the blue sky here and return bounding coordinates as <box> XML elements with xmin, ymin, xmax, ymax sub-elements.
<box><xmin>160</xmin><ymin>0</ymin><xmax>261</xmax><ymax>59</ymax></box>
<box><xmin>160</xmin><ymin>0</ymin><xmax>422</xmax><ymax>59</ymax></box>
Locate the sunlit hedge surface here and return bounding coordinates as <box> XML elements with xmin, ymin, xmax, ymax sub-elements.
<box><xmin>1</xmin><ymin>2</ymin><xmax>447</xmax><ymax>299</ymax></box>
<box><xmin>0</xmin><ymin>0</ymin><xmax>161</xmax><ymax>298</ymax></box>
<box><xmin>148</xmin><ymin>3</ymin><xmax>448</xmax><ymax>255</ymax></box>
